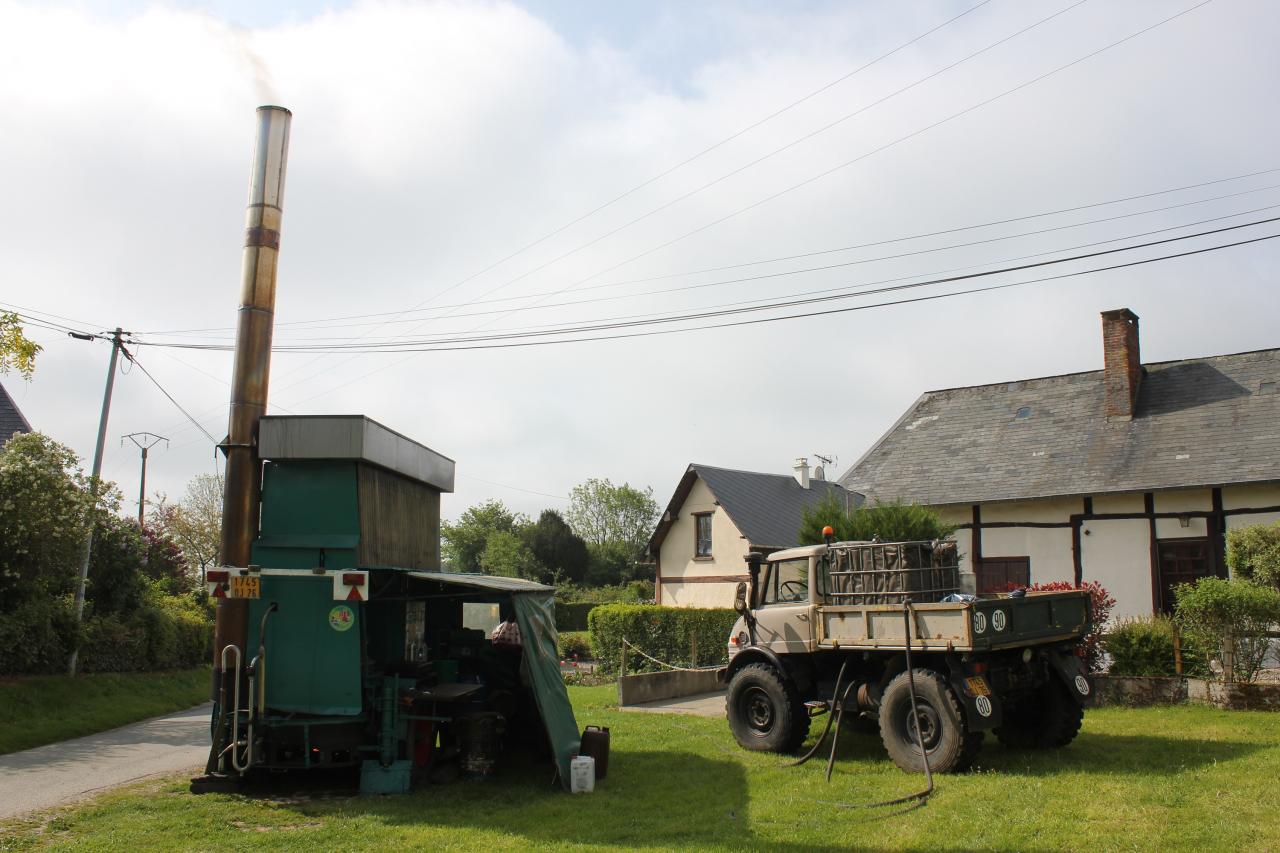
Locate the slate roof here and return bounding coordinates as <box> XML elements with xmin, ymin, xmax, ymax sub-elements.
<box><xmin>839</xmin><ymin>347</ymin><xmax>1280</xmax><ymax>506</ymax></box>
<box><xmin>649</xmin><ymin>463</ymin><xmax>862</xmax><ymax>553</ymax></box>
<box><xmin>0</xmin><ymin>382</ymin><xmax>31</xmax><ymax>443</ymax></box>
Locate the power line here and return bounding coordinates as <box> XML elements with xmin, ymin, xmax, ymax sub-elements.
<box><xmin>432</xmin><ymin>0</ymin><xmax>1091</xmax><ymax>318</ymax></box>
<box><xmin>265</xmin><ymin>0</ymin><xmax>1096</xmax><ymax>398</ymax></box>
<box><xmin>475</xmin><ymin>0</ymin><xmax>1216</xmax><ymax>332</ymax></box>
<box><xmin>127</xmin><ymin>353</ymin><xmax>220</xmax><ymax>444</ymax></box>
<box><xmin>324</xmin><ymin>1</ymin><xmax>998</xmax><ymax>319</ymax></box>
<box><xmin>137</xmin><ymin>215</ymin><xmax>1277</xmax><ymax>353</ymax></box>
<box><xmin>263</xmin><ymin>231</ymin><xmax>1280</xmax><ymax>355</ymax></box>
<box><xmin>139</xmin><ymin>184</ymin><xmax>1280</xmax><ymax>341</ymax></box>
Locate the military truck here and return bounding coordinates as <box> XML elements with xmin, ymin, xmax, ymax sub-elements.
<box><xmin>722</xmin><ymin>539</ymin><xmax>1093</xmax><ymax>773</ymax></box>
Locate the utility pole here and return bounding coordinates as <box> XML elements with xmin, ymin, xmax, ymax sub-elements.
<box><xmin>122</xmin><ymin>432</ymin><xmax>168</xmax><ymax>527</ymax></box>
<box><xmin>68</xmin><ymin>327</ymin><xmax>127</xmax><ymax>676</ymax></box>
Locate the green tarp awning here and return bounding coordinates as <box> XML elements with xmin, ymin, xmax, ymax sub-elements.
<box><xmin>408</xmin><ymin>573</ymin><xmax>580</xmax><ymax>788</ymax></box>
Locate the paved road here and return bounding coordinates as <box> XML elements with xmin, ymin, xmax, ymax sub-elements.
<box><xmin>0</xmin><ymin>703</ymin><xmax>213</xmax><ymax>819</ymax></box>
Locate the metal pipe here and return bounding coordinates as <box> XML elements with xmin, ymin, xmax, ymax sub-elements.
<box><xmin>213</xmin><ymin>106</ymin><xmax>291</xmax><ymax>696</ymax></box>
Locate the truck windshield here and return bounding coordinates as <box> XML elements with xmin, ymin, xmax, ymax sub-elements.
<box><xmin>760</xmin><ymin>559</ymin><xmax>809</xmax><ymax>606</ymax></box>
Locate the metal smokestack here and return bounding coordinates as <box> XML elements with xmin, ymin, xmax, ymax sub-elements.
<box><xmin>213</xmin><ymin>105</ymin><xmax>291</xmax><ymax>685</ymax></box>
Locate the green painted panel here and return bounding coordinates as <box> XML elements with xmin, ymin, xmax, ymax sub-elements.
<box><xmin>254</xmin><ymin>461</ymin><xmax>361</xmax><ymax>571</ymax></box>
<box><xmin>248</xmin><ymin>575</ymin><xmax>363</xmax><ymax>716</ymax></box>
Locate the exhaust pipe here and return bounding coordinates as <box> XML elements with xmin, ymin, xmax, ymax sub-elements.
<box><xmin>212</xmin><ymin>105</ymin><xmax>291</xmax><ymax>698</ymax></box>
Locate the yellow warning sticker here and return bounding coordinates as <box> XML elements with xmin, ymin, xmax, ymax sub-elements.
<box><xmin>965</xmin><ymin>676</ymin><xmax>991</xmax><ymax>697</ymax></box>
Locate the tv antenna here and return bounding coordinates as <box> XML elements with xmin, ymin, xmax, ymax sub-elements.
<box><xmin>813</xmin><ymin>453</ymin><xmax>836</xmax><ymax>481</ymax></box>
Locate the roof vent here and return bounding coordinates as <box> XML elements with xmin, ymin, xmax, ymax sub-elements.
<box><xmin>1015</xmin><ymin>406</ymin><xmax>1032</xmax><ymax>420</ymax></box>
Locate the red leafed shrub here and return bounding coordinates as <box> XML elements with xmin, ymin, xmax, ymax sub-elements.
<box><xmin>1007</xmin><ymin>580</ymin><xmax>1115</xmax><ymax>673</ymax></box>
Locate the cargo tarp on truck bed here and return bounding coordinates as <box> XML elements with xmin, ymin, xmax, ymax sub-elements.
<box><xmin>408</xmin><ymin>573</ymin><xmax>581</xmax><ymax>789</ymax></box>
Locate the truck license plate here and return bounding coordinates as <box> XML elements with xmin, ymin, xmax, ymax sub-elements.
<box><xmin>230</xmin><ymin>576</ymin><xmax>261</xmax><ymax>599</ymax></box>
<box><xmin>965</xmin><ymin>676</ymin><xmax>991</xmax><ymax>697</ymax></box>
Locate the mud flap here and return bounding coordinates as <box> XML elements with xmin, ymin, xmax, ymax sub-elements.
<box><xmin>1047</xmin><ymin>650</ymin><xmax>1092</xmax><ymax>705</ymax></box>
<box><xmin>946</xmin><ymin>660</ymin><xmax>1002</xmax><ymax>731</ymax></box>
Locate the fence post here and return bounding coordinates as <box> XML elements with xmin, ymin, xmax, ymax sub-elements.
<box><xmin>620</xmin><ymin>639</ymin><xmax>628</xmax><ymax>679</ymax></box>
<box><xmin>1173</xmin><ymin>624</ymin><xmax>1183</xmax><ymax>677</ymax></box>
<box><xmin>690</xmin><ymin>633</ymin><xmax>698</xmax><ymax>668</ymax></box>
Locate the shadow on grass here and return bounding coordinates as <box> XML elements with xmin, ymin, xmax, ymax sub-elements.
<box><xmin>247</xmin><ymin>748</ymin><xmax>913</xmax><ymax>852</ymax></box>
<box><xmin>824</xmin><ymin>729</ymin><xmax>1264</xmax><ymax>777</ymax></box>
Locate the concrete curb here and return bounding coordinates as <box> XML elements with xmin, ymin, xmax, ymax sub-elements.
<box><xmin>618</xmin><ymin>668</ymin><xmax>724</xmax><ymax>706</ymax></box>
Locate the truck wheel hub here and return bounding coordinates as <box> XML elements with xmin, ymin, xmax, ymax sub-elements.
<box><xmin>905</xmin><ymin>701</ymin><xmax>941</xmax><ymax>750</ymax></box>
<box><xmin>743</xmin><ymin>688</ymin><xmax>774</xmax><ymax>733</ymax></box>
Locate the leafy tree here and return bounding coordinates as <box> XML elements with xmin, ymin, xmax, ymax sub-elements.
<box><xmin>522</xmin><ymin>510</ymin><xmax>589</xmax><ymax>584</ymax></box>
<box><xmin>799</xmin><ymin>494</ymin><xmax>955</xmax><ymax>545</ymax></box>
<box><xmin>479</xmin><ymin>529</ymin><xmax>544</xmax><ymax>580</ymax></box>
<box><xmin>0</xmin><ymin>433</ymin><xmax>93</xmax><ymax>607</ymax></box>
<box><xmin>0</xmin><ymin>312</ymin><xmax>41</xmax><ymax>380</ymax></box>
<box><xmin>1226</xmin><ymin>521</ymin><xmax>1280</xmax><ymax>590</ymax></box>
<box><xmin>585</xmin><ymin>540</ymin><xmax>639</xmax><ymax>586</ymax></box>
<box><xmin>152</xmin><ymin>473</ymin><xmax>222</xmax><ymax>581</ymax></box>
<box><xmin>87</xmin><ymin>514</ymin><xmax>148</xmax><ymax>615</ymax></box>
<box><xmin>442</xmin><ymin>499</ymin><xmax>525</xmax><ymax>573</ymax></box>
<box><xmin>565</xmin><ymin>478</ymin><xmax>659</xmax><ymax>559</ymax></box>
<box><xmin>141</xmin><ymin>525</ymin><xmax>189</xmax><ymax>595</ymax></box>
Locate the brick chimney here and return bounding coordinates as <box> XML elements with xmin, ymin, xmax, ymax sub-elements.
<box><xmin>1101</xmin><ymin>308</ymin><xmax>1142</xmax><ymax>419</ymax></box>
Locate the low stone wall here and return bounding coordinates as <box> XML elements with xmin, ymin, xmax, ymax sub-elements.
<box><xmin>617</xmin><ymin>668</ymin><xmax>724</xmax><ymax>706</ymax></box>
<box><xmin>1091</xmin><ymin>675</ymin><xmax>1280</xmax><ymax>711</ymax></box>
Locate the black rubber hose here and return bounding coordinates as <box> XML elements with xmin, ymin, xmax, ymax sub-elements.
<box><xmin>787</xmin><ymin>658</ymin><xmax>848</xmax><ymax>767</ymax></box>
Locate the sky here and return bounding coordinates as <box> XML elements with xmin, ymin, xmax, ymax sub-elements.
<box><xmin>1</xmin><ymin>0</ymin><xmax>1277</xmax><ymax>525</ymax></box>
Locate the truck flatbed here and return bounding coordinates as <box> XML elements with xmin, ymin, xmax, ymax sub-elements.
<box><xmin>816</xmin><ymin>591</ymin><xmax>1090</xmax><ymax>653</ymax></box>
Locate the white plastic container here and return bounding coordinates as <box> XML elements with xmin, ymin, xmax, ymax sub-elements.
<box><xmin>570</xmin><ymin>755</ymin><xmax>596</xmax><ymax>793</ymax></box>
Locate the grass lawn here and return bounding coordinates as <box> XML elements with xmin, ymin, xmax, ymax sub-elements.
<box><xmin>0</xmin><ymin>668</ymin><xmax>210</xmax><ymax>755</ymax></box>
<box><xmin>2</xmin><ymin>685</ymin><xmax>1278</xmax><ymax>851</ymax></box>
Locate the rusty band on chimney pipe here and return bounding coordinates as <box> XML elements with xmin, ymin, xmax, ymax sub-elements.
<box><xmin>244</xmin><ymin>226</ymin><xmax>281</xmax><ymax>250</ymax></box>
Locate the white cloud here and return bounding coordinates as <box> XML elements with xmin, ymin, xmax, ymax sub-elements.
<box><xmin>1</xmin><ymin>0</ymin><xmax>1277</xmax><ymax>524</ymax></box>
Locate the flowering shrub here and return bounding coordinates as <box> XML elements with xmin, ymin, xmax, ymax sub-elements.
<box><xmin>1008</xmin><ymin>580</ymin><xmax>1115</xmax><ymax>673</ymax></box>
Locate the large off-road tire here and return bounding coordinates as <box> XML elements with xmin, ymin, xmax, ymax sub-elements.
<box><xmin>726</xmin><ymin>663</ymin><xmax>809</xmax><ymax>753</ymax></box>
<box><xmin>994</xmin><ymin>677</ymin><xmax>1083</xmax><ymax>750</ymax></box>
<box><xmin>878</xmin><ymin>669</ymin><xmax>977</xmax><ymax>774</ymax></box>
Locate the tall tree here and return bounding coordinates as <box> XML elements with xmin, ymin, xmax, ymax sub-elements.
<box><xmin>479</xmin><ymin>529</ymin><xmax>544</xmax><ymax>580</ymax></box>
<box><xmin>565</xmin><ymin>478</ymin><xmax>659</xmax><ymax>559</ymax></box>
<box><xmin>441</xmin><ymin>499</ymin><xmax>524</xmax><ymax>574</ymax></box>
<box><xmin>522</xmin><ymin>509</ymin><xmax>589</xmax><ymax>584</ymax></box>
<box><xmin>0</xmin><ymin>312</ymin><xmax>40</xmax><ymax>379</ymax></box>
<box><xmin>152</xmin><ymin>473</ymin><xmax>222</xmax><ymax>582</ymax></box>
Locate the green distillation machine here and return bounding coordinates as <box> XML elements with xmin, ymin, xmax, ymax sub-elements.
<box><xmin>202</xmin><ymin>415</ymin><xmax>580</xmax><ymax>795</ymax></box>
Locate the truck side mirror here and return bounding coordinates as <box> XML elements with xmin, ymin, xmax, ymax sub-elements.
<box><xmin>733</xmin><ymin>582</ymin><xmax>749</xmax><ymax>614</ymax></box>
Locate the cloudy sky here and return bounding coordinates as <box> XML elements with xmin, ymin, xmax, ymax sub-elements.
<box><xmin>1</xmin><ymin>0</ymin><xmax>1276</xmax><ymax>523</ymax></box>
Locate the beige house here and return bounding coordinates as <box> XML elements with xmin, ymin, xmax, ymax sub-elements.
<box><xmin>839</xmin><ymin>309</ymin><xmax>1280</xmax><ymax>620</ymax></box>
<box><xmin>648</xmin><ymin>461</ymin><xmax>860</xmax><ymax>607</ymax></box>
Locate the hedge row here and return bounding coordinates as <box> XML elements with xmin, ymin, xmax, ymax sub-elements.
<box><xmin>554</xmin><ymin>601</ymin><xmax>598</xmax><ymax>632</ymax></box>
<box><xmin>0</xmin><ymin>595</ymin><xmax>212</xmax><ymax>677</ymax></box>
<box><xmin>587</xmin><ymin>604</ymin><xmax>740</xmax><ymax>675</ymax></box>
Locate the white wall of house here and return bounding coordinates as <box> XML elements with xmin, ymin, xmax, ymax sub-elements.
<box><xmin>934</xmin><ymin>483</ymin><xmax>1280</xmax><ymax>622</ymax></box>
<box><xmin>657</xmin><ymin>477</ymin><xmax>752</xmax><ymax>608</ymax></box>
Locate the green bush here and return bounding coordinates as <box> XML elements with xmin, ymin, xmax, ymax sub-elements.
<box><xmin>0</xmin><ymin>595</ymin><xmax>80</xmax><ymax>676</ymax></box>
<box><xmin>1226</xmin><ymin>521</ymin><xmax>1280</xmax><ymax>590</ymax></box>
<box><xmin>555</xmin><ymin>601</ymin><xmax>598</xmax><ymax>632</ymax></box>
<box><xmin>1105</xmin><ymin>616</ymin><xmax>1209</xmax><ymax>678</ymax></box>
<box><xmin>588</xmin><ymin>604</ymin><xmax>740</xmax><ymax>675</ymax></box>
<box><xmin>1174</xmin><ymin>577</ymin><xmax>1280</xmax><ymax>683</ymax></box>
<box><xmin>557</xmin><ymin>630</ymin><xmax>592</xmax><ymax>660</ymax></box>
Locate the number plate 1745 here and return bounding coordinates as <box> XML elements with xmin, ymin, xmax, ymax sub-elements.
<box><xmin>230</xmin><ymin>576</ymin><xmax>261</xmax><ymax>599</ymax></box>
